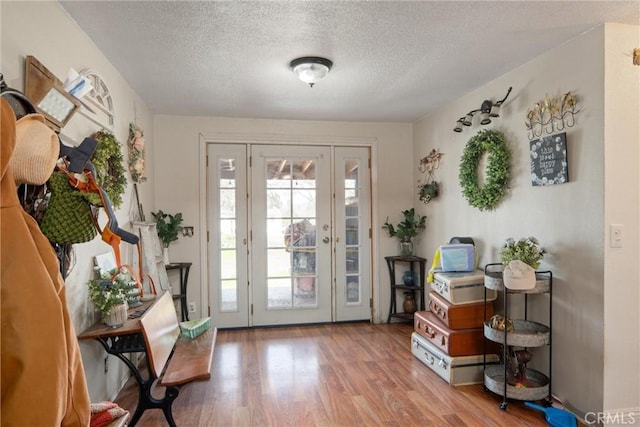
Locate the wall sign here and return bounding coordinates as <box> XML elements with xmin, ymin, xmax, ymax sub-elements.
<box><xmin>530</xmin><ymin>132</ymin><xmax>568</xmax><ymax>186</ymax></box>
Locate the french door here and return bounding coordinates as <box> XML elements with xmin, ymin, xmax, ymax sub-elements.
<box><xmin>207</xmin><ymin>143</ymin><xmax>371</xmax><ymax>328</ymax></box>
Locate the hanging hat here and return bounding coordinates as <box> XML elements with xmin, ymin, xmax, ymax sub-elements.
<box><xmin>11</xmin><ymin>113</ymin><xmax>59</xmax><ymax>185</ymax></box>
<box><xmin>503</xmin><ymin>259</ymin><xmax>536</xmax><ymax>290</ymax></box>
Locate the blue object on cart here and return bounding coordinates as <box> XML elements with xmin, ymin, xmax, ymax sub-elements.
<box><xmin>524</xmin><ymin>402</ymin><xmax>577</xmax><ymax>427</ymax></box>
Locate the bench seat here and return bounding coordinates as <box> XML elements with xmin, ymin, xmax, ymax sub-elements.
<box><xmin>137</xmin><ymin>291</ymin><xmax>216</xmax><ymax>427</ymax></box>
<box><xmin>161</xmin><ymin>327</ymin><xmax>217</xmax><ymax>387</ymax></box>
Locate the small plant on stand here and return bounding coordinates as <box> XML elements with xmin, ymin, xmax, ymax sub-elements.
<box><xmin>500</xmin><ymin>236</ymin><xmax>546</xmax><ymax>269</ymax></box>
<box><xmin>382</xmin><ymin>208</ymin><xmax>426</xmax><ymax>256</ymax></box>
<box><xmin>152</xmin><ymin>210</ymin><xmax>184</xmax><ymax>265</ymax></box>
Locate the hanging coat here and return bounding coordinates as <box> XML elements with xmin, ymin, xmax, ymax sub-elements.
<box><xmin>1</xmin><ymin>98</ymin><xmax>91</xmax><ymax>426</ymax></box>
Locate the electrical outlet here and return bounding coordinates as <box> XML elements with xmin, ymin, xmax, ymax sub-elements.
<box><xmin>188</xmin><ymin>302</ymin><xmax>196</xmax><ymax>313</ymax></box>
<box><xmin>610</xmin><ymin>224</ymin><xmax>623</xmax><ymax>248</ymax></box>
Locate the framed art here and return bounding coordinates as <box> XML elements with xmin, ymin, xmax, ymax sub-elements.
<box><xmin>530</xmin><ymin>132</ymin><xmax>568</xmax><ymax>186</ymax></box>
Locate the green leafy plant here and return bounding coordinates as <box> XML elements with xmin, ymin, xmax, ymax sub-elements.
<box><xmin>382</xmin><ymin>208</ymin><xmax>426</xmax><ymax>242</ymax></box>
<box><xmin>91</xmin><ymin>130</ymin><xmax>127</xmax><ymax>208</ymax></box>
<box><xmin>459</xmin><ymin>129</ymin><xmax>510</xmax><ymax>211</ymax></box>
<box><xmin>88</xmin><ymin>269</ymin><xmax>130</xmax><ymax>317</ymax></box>
<box><xmin>152</xmin><ymin>210</ymin><xmax>184</xmax><ymax>248</ymax></box>
<box><xmin>500</xmin><ymin>237</ymin><xmax>547</xmax><ymax>269</ymax></box>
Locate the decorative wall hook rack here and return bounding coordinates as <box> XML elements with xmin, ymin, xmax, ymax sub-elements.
<box><xmin>525</xmin><ymin>92</ymin><xmax>580</xmax><ymax>140</ymax></box>
<box><xmin>453</xmin><ymin>87</ymin><xmax>512</xmax><ymax>133</ymax></box>
<box><xmin>417</xmin><ymin>149</ymin><xmax>443</xmax><ymax>204</ymax></box>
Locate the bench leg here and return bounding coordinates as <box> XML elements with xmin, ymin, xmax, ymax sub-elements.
<box><xmin>93</xmin><ymin>336</ymin><xmax>187</xmax><ymax>427</ymax></box>
<box><xmin>161</xmin><ymin>386</ymin><xmax>180</xmax><ymax>427</ymax></box>
<box><xmin>127</xmin><ymin>380</ymin><xmax>181</xmax><ymax>427</ymax></box>
<box><xmin>127</xmin><ymin>375</ymin><xmax>157</xmax><ymax>427</ymax></box>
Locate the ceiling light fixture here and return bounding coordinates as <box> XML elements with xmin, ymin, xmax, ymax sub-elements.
<box><xmin>290</xmin><ymin>56</ymin><xmax>333</xmax><ymax>87</ymax></box>
<box><xmin>453</xmin><ymin>87</ymin><xmax>512</xmax><ymax>133</ymax></box>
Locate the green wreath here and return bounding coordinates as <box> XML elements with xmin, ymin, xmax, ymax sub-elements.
<box><xmin>458</xmin><ymin>129</ymin><xmax>510</xmax><ymax>211</ymax></box>
<box><xmin>91</xmin><ymin>130</ymin><xmax>127</xmax><ymax>208</ymax></box>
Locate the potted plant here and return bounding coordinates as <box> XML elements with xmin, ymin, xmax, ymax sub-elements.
<box><xmin>500</xmin><ymin>236</ymin><xmax>546</xmax><ymax>269</ymax></box>
<box><xmin>152</xmin><ymin>210</ymin><xmax>184</xmax><ymax>264</ymax></box>
<box><xmin>88</xmin><ymin>269</ymin><xmax>131</xmax><ymax>327</ymax></box>
<box><xmin>382</xmin><ymin>208</ymin><xmax>427</xmax><ymax>256</ymax></box>
<box><xmin>489</xmin><ymin>236</ymin><xmax>549</xmax><ymax>291</ymax></box>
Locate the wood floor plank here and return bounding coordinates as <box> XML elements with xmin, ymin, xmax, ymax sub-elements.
<box><xmin>114</xmin><ymin>322</ymin><xmax>551</xmax><ymax>426</ymax></box>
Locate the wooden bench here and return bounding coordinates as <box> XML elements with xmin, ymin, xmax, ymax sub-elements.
<box><xmin>136</xmin><ymin>291</ymin><xmax>216</xmax><ymax>427</ymax></box>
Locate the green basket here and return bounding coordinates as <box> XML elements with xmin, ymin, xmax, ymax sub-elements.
<box><xmin>179</xmin><ymin>317</ymin><xmax>211</xmax><ymax>339</ymax></box>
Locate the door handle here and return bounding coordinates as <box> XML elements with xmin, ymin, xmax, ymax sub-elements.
<box><xmin>322</xmin><ymin>237</ymin><xmax>330</xmax><ymax>244</ymax></box>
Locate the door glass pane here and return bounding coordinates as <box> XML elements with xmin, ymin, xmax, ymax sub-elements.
<box><xmin>267</xmin><ymin>189</ymin><xmax>291</xmax><ymax>218</ymax></box>
<box><xmin>346</xmin><ymin>276</ymin><xmax>360</xmax><ymax>304</ymax></box>
<box><xmin>220</xmin><ymin>219</ymin><xmax>236</xmax><ymax>249</ymax></box>
<box><xmin>267</xmin><ymin>248</ymin><xmax>290</xmax><ymax>276</ymax></box>
<box><xmin>344</xmin><ymin>159</ymin><xmax>361</xmax><ymax>305</ymax></box>
<box><xmin>265</xmin><ymin>157</ymin><xmax>318</xmax><ymax>310</ymax></box>
<box><xmin>267</xmin><ymin>277</ymin><xmax>292</xmax><ymax>308</ymax></box>
<box><xmin>219</xmin><ymin>157</ymin><xmax>238</xmax><ymax>312</ymax></box>
<box><xmin>346</xmin><ymin>248</ymin><xmax>359</xmax><ymax>274</ymax></box>
<box><xmin>220</xmin><ymin>189</ymin><xmax>236</xmax><ymax>217</ymax></box>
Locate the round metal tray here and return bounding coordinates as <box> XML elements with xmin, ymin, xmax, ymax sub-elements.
<box><xmin>484</xmin><ymin>272</ymin><xmax>550</xmax><ymax>293</ymax></box>
<box><xmin>484</xmin><ymin>365</ymin><xmax>549</xmax><ymax>401</ymax></box>
<box><xmin>484</xmin><ymin>319</ymin><xmax>550</xmax><ymax>347</ymax></box>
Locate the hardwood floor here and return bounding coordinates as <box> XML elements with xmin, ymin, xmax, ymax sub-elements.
<box><xmin>115</xmin><ymin>322</ymin><xmax>550</xmax><ymax>426</ymax></box>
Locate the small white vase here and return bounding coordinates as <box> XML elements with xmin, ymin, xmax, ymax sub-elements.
<box><xmin>163</xmin><ymin>246</ymin><xmax>171</xmax><ymax>265</ymax></box>
<box><xmin>104</xmin><ymin>303</ymin><xmax>128</xmax><ymax>328</ymax></box>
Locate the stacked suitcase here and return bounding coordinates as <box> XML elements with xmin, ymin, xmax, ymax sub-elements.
<box><xmin>411</xmin><ymin>270</ymin><xmax>499</xmax><ymax>385</ymax></box>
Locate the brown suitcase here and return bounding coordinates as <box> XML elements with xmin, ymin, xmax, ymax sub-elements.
<box><xmin>414</xmin><ymin>310</ymin><xmax>492</xmax><ymax>357</ymax></box>
<box><xmin>428</xmin><ymin>291</ymin><xmax>494</xmax><ymax>330</ymax></box>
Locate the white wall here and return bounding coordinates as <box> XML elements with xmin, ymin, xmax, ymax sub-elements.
<box><xmin>602</xmin><ymin>23</ymin><xmax>640</xmax><ymax>417</ymax></box>
<box><xmin>413</xmin><ymin>24</ymin><xmax>639</xmax><ymax>419</ymax></box>
<box><xmin>152</xmin><ymin>116</ymin><xmax>414</xmax><ymax>324</ymax></box>
<box><xmin>1</xmin><ymin>1</ymin><xmax>155</xmax><ymax>402</ymax></box>
<box><xmin>3</xmin><ymin>1</ymin><xmax>637</xmax><ymax>417</ymax></box>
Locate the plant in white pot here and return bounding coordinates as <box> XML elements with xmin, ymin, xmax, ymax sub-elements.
<box><xmin>152</xmin><ymin>210</ymin><xmax>184</xmax><ymax>265</ymax></box>
<box><xmin>499</xmin><ymin>237</ymin><xmax>547</xmax><ymax>290</ymax></box>
<box><xmin>88</xmin><ymin>269</ymin><xmax>131</xmax><ymax>327</ymax></box>
<box><xmin>500</xmin><ymin>237</ymin><xmax>546</xmax><ymax>269</ymax></box>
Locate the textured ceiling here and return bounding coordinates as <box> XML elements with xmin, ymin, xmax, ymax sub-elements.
<box><xmin>59</xmin><ymin>1</ymin><xmax>639</xmax><ymax>123</ymax></box>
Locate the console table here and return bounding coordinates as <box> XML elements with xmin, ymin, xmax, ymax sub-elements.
<box><xmin>165</xmin><ymin>262</ymin><xmax>192</xmax><ymax>321</ymax></box>
<box><xmin>78</xmin><ymin>298</ymin><xmax>156</xmax><ymax>426</ymax></box>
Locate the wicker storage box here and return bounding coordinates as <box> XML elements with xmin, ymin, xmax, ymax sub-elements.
<box><xmin>179</xmin><ymin>317</ymin><xmax>211</xmax><ymax>339</ymax></box>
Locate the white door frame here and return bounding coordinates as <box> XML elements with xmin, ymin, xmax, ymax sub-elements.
<box><xmin>198</xmin><ymin>132</ymin><xmax>382</xmax><ymax>324</ymax></box>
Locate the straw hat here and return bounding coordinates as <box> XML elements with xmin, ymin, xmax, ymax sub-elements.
<box><xmin>12</xmin><ymin>113</ymin><xmax>59</xmax><ymax>185</ymax></box>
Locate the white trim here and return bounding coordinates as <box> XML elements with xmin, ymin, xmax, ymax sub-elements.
<box><xmin>198</xmin><ymin>131</ymin><xmax>381</xmax><ymax>324</ymax></box>
<box><xmin>201</xmin><ymin>132</ymin><xmax>376</xmax><ymax>147</ymax></box>
<box><xmin>198</xmin><ymin>133</ymin><xmax>208</xmax><ymax>319</ymax></box>
<box><xmin>370</xmin><ymin>141</ymin><xmax>381</xmax><ymax>323</ymax></box>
